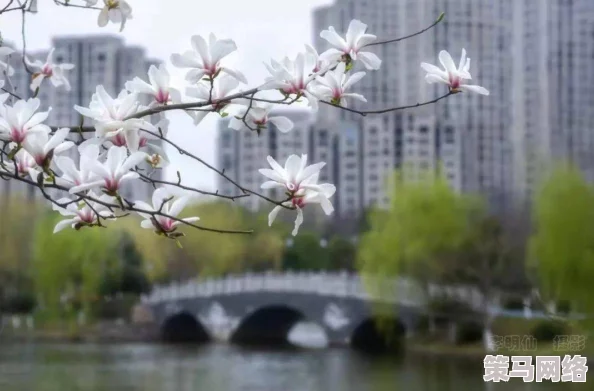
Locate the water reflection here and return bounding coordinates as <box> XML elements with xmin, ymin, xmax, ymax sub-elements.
<box><xmin>0</xmin><ymin>333</ymin><xmax>589</xmax><ymax>390</ymax></box>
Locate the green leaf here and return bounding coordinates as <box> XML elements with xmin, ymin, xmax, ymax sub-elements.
<box><xmin>436</xmin><ymin>12</ymin><xmax>445</xmax><ymax>23</ymax></box>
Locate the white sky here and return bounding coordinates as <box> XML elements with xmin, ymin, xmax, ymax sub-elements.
<box><xmin>0</xmin><ymin>0</ymin><xmax>334</xmax><ymax>191</ymax></box>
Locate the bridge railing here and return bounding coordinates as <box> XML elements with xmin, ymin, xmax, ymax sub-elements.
<box><xmin>140</xmin><ymin>271</ymin><xmax>496</xmax><ymax>311</ymax></box>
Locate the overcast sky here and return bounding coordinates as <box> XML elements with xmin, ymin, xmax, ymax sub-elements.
<box><xmin>0</xmin><ymin>0</ymin><xmax>334</xmax><ymax>191</ymax></box>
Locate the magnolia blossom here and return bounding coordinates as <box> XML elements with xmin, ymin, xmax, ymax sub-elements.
<box><xmin>185</xmin><ymin>75</ymin><xmax>240</xmax><ymax>125</ymax></box>
<box><xmin>22</xmin><ymin>127</ymin><xmax>74</xmax><ymax>168</ymax></box>
<box><xmin>54</xmin><ymin>144</ymin><xmax>101</xmax><ymax>189</ymax></box>
<box><xmin>134</xmin><ymin>187</ymin><xmax>200</xmax><ymax>234</ymax></box>
<box><xmin>25</xmin><ymin>48</ymin><xmax>75</xmax><ymax>92</ymax></box>
<box><xmin>0</xmin><ymin>98</ymin><xmax>51</xmax><ymax>144</ymax></box>
<box><xmin>0</xmin><ymin>46</ymin><xmax>15</xmax><ymax>77</ymax></box>
<box><xmin>4</xmin><ymin>148</ymin><xmax>36</xmax><ymax>177</ymax></box>
<box><xmin>259</xmin><ymin>154</ymin><xmax>335</xmax><ymax>236</ymax></box>
<box><xmin>69</xmin><ymin>146</ymin><xmax>146</xmax><ymax>195</ymax></box>
<box><xmin>263</xmin><ymin>53</ymin><xmax>320</xmax><ymax>111</ymax></box>
<box><xmin>229</xmin><ymin>102</ymin><xmax>293</xmax><ymax>133</ymax></box>
<box><xmin>320</xmin><ymin>19</ymin><xmax>382</xmax><ymax>70</ymax></box>
<box><xmin>84</xmin><ymin>0</ymin><xmax>132</xmax><ymax>32</ymax></box>
<box><xmin>313</xmin><ymin>62</ymin><xmax>366</xmax><ymax>107</ymax></box>
<box><xmin>421</xmin><ymin>49</ymin><xmax>489</xmax><ymax>95</ymax></box>
<box><xmin>125</xmin><ymin>64</ymin><xmax>181</xmax><ymax>106</ymax></box>
<box><xmin>305</xmin><ymin>44</ymin><xmax>331</xmax><ymax>74</ymax></box>
<box><xmin>52</xmin><ymin>192</ymin><xmax>115</xmax><ymax>233</ymax></box>
<box><xmin>74</xmin><ymin>86</ymin><xmax>156</xmax><ymax>151</ymax></box>
<box><xmin>171</xmin><ymin>33</ymin><xmax>247</xmax><ymax>84</ymax></box>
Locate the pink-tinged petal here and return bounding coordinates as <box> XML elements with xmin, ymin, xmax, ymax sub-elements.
<box><xmin>119</xmin><ymin>171</ymin><xmax>139</xmax><ymax>184</ymax></box>
<box><xmin>191</xmin><ymin>35</ymin><xmax>211</xmax><ymax>64</ymax></box>
<box><xmin>357</xmin><ymin>51</ymin><xmax>382</xmax><ymax>70</ymax></box>
<box><xmin>261</xmin><ymin>181</ymin><xmax>284</xmax><ymax>190</ymax></box>
<box><xmin>171</xmin><ymin>52</ymin><xmax>202</xmax><ymax>69</ymax></box>
<box><xmin>220</xmin><ymin>67</ymin><xmax>247</xmax><ymax>84</ymax></box>
<box><xmin>284</xmin><ymin>155</ymin><xmax>303</xmax><ymax>181</ymax></box>
<box><xmin>302</xmin><ymin>90</ymin><xmax>319</xmax><ymax>112</ymax></box>
<box><xmin>268</xmin><ymin>116</ymin><xmax>294</xmax><ymax>133</ymax></box>
<box><xmin>188</xmin><ymin>109</ymin><xmax>210</xmax><ymax>126</ymax></box>
<box><xmin>319</xmin><ymin>195</ymin><xmax>335</xmax><ymax>215</ymax></box>
<box><xmin>45</xmin><ymin>127</ymin><xmax>70</xmax><ymax>151</ymax></box>
<box><xmin>30</xmin><ymin>74</ymin><xmax>45</xmax><ymax>92</ymax></box>
<box><xmin>69</xmin><ymin>180</ymin><xmax>104</xmax><ymax>194</ymax></box>
<box><xmin>291</xmin><ymin>207</ymin><xmax>304</xmax><ymax>236</ymax></box>
<box><xmin>119</xmin><ymin>151</ymin><xmax>148</xmax><ymax>175</ymax></box>
<box><xmin>438</xmin><ymin>50</ymin><xmax>457</xmax><ymax>74</ymax></box>
<box><xmin>53</xmin><ymin>141</ymin><xmax>75</xmax><ymax>155</ymax></box>
<box><xmin>140</xmin><ymin>219</ymin><xmax>154</xmax><ymax>229</ymax></box>
<box><xmin>106</xmin><ymin>146</ymin><xmax>127</xmax><ymax>174</ymax></box>
<box><xmin>98</xmin><ymin>7</ymin><xmax>109</xmax><ymax>27</ymax></box>
<box><xmin>343</xmin><ymin>71</ymin><xmax>366</xmax><ymax>91</ymax></box>
<box><xmin>169</xmin><ymin>196</ymin><xmax>192</xmax><ymax>218</ymax></box>
<box><xmin>259</xmin><ymin>168</ymin><xmax>285</xmax><ymax>183</ymax></box>
<box><xmin>296</xmin><ymin>162</ymin><xmax>325</xmax><ymax>184</ymax></box>
<box><xmin>320</xmin><ymin>27</ymin><xmax>348</xmax><ymax>51</ymax></box>
<box><xmin>346</xmin><ymin>20</ymin><xmax>368</xmax><ymax>48</ymax></box>
<box><xmin>228</xmin><ymin>117</ymin><xmax>244</xmax><ymax>131</ymax></box>
<box><xmin>425</xmin><ymin>74</ymin><xmax>448</xmax><ymax>85</ymax></box>
<box><xmin>124</xmin><ymin>129</ymin><xmax>141</xmax><ymax>152</ymax></box>
<box><xmin>420</xmin><ymin>62</ymin><xmax>447</xmax><ymax>77</ymax></box>
<box><xmin>268</xmin><ymin>205</ymin><xmax>282</xmax><ymax>227</ymax></box>
<box><xmin>266</xmin><ymin>155</ymin><xmax>285</xmax><ymax>175</ymax></box>
<box><xmin>53</xmin><ymin>218</ymin><xmax>77</xmax><ymax>234</ymax></box>
<box><xmin>356</xmin><ymin>34</ymin><xmax>377</xmax><ymax>48</ymax></box>
<box><xmin>342</xmin><ymin>92</ymin><xmax>367</xmax><ymax>102</ymax></box>
<box><xmin>458</xmin><ymin>48</ymin><xmax>467</xmax><ymax>71</ymax></box>
<box><xmin>459</xmin><ymin>84</ymin><xmax>490</xmax><ymax>96</ymax></box>
<box><xmin>150</xmin><ymin>187</ymin><xmax>171</xmax><ymax>210</ymax></box>
<box><xmin>125</xmin><ymin>78</ymin><xmax>154</xmax><ymax>95</ymax></box>
<box><xmin>210</xmin><ymin>36</ymin><xmax>238</xmax><ymax>63</ymax></box>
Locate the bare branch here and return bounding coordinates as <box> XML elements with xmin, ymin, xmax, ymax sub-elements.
<box><xmin>364</xmin><ymin>12</ymin><xmax>445</xmax><ymax>48</ymax></box>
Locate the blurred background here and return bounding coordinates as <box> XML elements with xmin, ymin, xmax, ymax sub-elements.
<box><xmin>1</xmin><ymin>0</ymin><xmax>594</xmax><ymax>390</ymax></box>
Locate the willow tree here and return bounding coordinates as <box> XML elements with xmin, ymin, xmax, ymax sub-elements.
<box><xmin>32</xmin><ymin>210</ymin><xmax>120</xmax><ymax>324</ymax></box>
<box><xmin>529</xmin><ymin>163</ymin><xmax>594</xmax><ymax>326</ymax></box>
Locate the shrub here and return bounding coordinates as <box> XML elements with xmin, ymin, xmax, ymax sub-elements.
<box><xmin>456</xmin><ymin>321</ymin><xmax>483</xmax><ymax>345</ymax></box>
<box><xmin>503</xmin><ymin>297</ymin><xmax>525</xmax><ymax>311</ymax></box>
<box><xmin>530</xmin><ymin>320</ymin><xmax>566</xmax><ymax>342</ymax></box>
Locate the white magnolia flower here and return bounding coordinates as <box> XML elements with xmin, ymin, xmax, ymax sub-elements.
<box><xmin>421</xmin><ymin>49</ymin><xmax>489</xmax><ymax>95</ymax></box>
<box><xmin>52</xmin><ymin>192</ymin><xmax>115</xmax><ymax>233</ymax></box>
<box><xmin>259</xmin><ymin>154</ymin><xmax>326</xmax><ymax>195</ymax></box>
<box><xmin>85</xmin><ymin>0</ymin><xmax>132</xmax><ymax>32</ymax></box>
<box><xmin>313</xmin><ymin>62</ymin><xmax>367</xmax><ymax>107</ymax></box>
<box><xmin>125</xmin><ymin>64</ymin><xmax>181</xmax><ymax>106</ymax></box>
<box><xmin>263</xmin><ymin>53</ymin><xmax>320</xmax><ymax>111</ymax></box>
<box><xmin>69</xmin><ymin>146</ymin><xmax>146</xmax><ymax>195</ymax></box>
<box><xmin>22</xmin><ymin>127</ymin><xmax>74</xmax><ymax>167</ymax></box>
<box><xmin>0</xmin><ymin>46</ymin><xmax>15</xmax><ymax>77</ymax></box>
<box><xmin>0</xmin><ymin>80</ymin><xmax>8</xmax><ymax>104</ymax></box>
<box><xmin>25</xmin><ymin>48</ymin><xmax>75</xmax><ymax>92</ymax></box>
<box><xmin>259</xmin><ymin>155</ymin><xmax>336</xmax><ymax>236</ymax></box>
<box><xmin>6</xmin><ymin>148</ymin><xmax>37</xmax><ymax>177</ymax></box>
<box><xmin>269</xmin><ymin>183</ymin><xmax>336</xmax><ymax>236</ymax></box>
<box><xmin>171</xmin><ymin>33</ymin><xmax>247</xmax><ymax>84</ymax></box>
<box><xmin>185</xmin><ymin>75</ymin><xmax>240</xmax><ymax>125</ymax></box>
<box><xmin>229</xmin><ymin>102</ymin><xmax>294</xmax><ymax>133</ymax></box>
<box><xmin>75</xmin><ymin>86</ymin><xmax>156</xmax><ymax>151</ymax></box>
<box><xmin>54</xmin><ymin>144</ymin><xmax>101</xmax><ymax>189</ymax></box>
<box><xmin>0</xmin><ymin>98</ymin><xmax>51</xmax><ymax>144</ymax></box>
<box><xmin>134</xmin><ymin>187</ymin><xmax>200</xmax><ymax>234</ymax></box>
<box><xmin>305</xmin><ymin>44</ymin><xmax>331</xmax><ymax>74</ymax></box>
<box><xmin>320</xmin><ymin>19</ymin><xmax>382</xmax><ymax>70</ymax></box>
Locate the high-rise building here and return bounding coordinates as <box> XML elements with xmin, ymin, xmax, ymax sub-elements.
<box><xmin>512</xmin><ymin>0</ymin><xmax>594</xmax><ymax>205</ymax></box>
<box><xmin>1</xmin><ymin>35</ymin><xmax>163</xmax><ymax>203</ymax></box>
<box><xmin>313</xmin><ymin>0</ymin><xmax>516</xmax><ymax>213</ymax></box>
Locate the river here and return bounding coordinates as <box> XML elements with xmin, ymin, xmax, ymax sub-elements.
<box><xmin>0</xmin><ymin>324</ymin><xmax>589</xmax><ymax>390</ymax></box>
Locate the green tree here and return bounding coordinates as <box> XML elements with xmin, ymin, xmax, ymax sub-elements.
<box><xmin>529</xmin><ymin>163</ymin><xmax>594</xmax><ymax>324</ymax></box>
<box><xmin>327</xmin><ymin>236</ymin><xmax>356</xmax><ymax>271</ymax></box>
<box><xmin>32</xmin><ymin>210</ymin><xmax>120</xmax><ymax>323</ymax></box>
<box><xmin>283</xmin><ymin>231</ymin><xmax>329</xmax><ymax>270</ymax></box>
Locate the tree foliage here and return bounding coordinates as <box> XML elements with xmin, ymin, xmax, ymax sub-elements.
<box><xmin>529</xmin><ymin>163</ymin><xmax>594</xmax><ymax>316</ymax></box>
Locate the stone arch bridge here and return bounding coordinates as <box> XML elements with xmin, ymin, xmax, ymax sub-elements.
<box><xmin>141</xmin><ymin>272</ymin><xmax>486</xmax><ymax>350</ymax></box>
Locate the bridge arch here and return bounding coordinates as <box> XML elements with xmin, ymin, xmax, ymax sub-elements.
<box><xmin>161</xmin><ymin>311</ymin><xmax>210</xmax><ymax>344</ymax></box>
<box><xmin>230</xmin><ymin>305</ymin><xmax>307</xmax><ymax>346</ymax></box>
<box><xmin>350</xmin><ymin>317</ymin><xmax>406</xmax><ymax>353</ymax></box>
